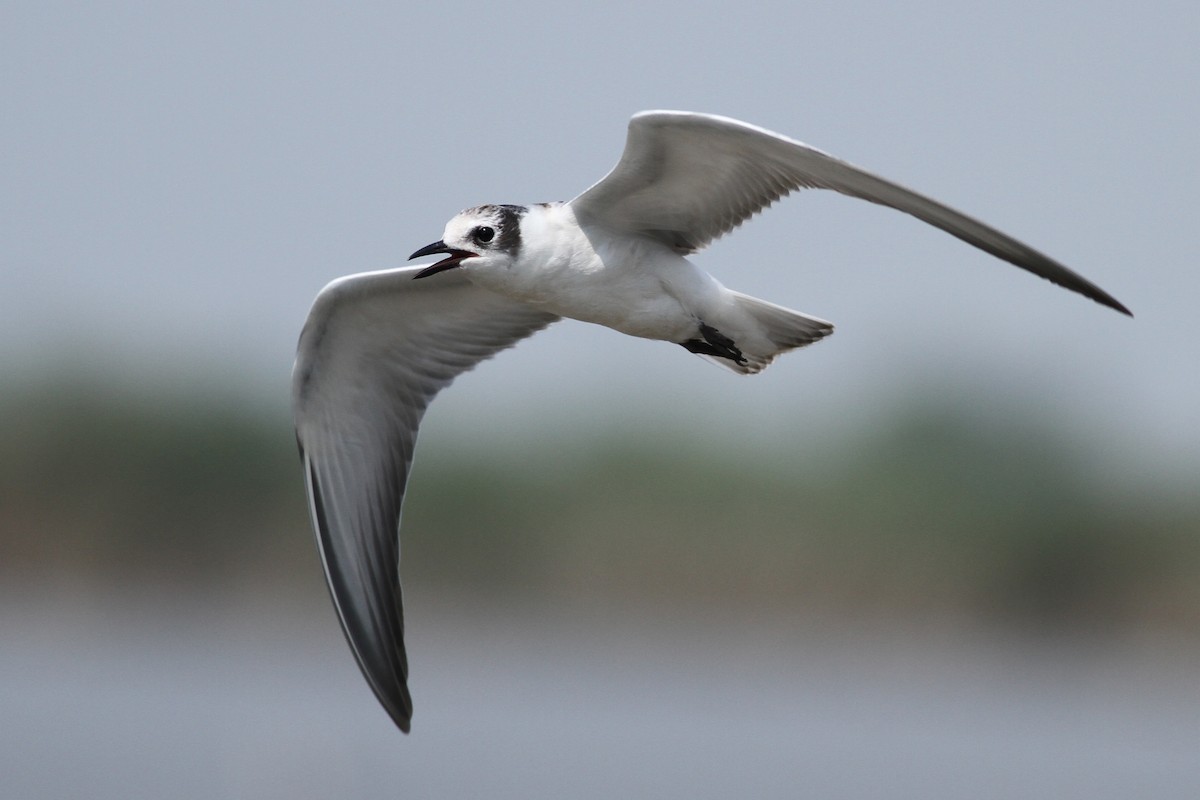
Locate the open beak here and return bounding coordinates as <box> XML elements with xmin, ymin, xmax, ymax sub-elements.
<box><xmin>409</xmin><ymin>240</ymin><xmax>477</xmax><ymax>279</ymax></box>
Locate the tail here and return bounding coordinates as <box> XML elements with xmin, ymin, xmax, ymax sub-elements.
<box><xmin>703</xmin><ymin>292</ymin><xmax>834</xmax><ymax>375</ymax></box>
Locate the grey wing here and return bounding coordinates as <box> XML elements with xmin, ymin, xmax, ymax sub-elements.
<box><xmin>292</xmin><ymin>266</ymin><xmax>559</xmax><ymax>733</ymax></box>
<box><xmin>570</xmin><ymin>110</ymin><xmax>1129</xmax><ymax>315</ymax></box>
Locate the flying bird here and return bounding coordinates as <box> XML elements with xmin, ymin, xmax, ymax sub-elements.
<box><xmin>292</xmin><ymin>110</ymin><xmax>1129</xmax><ymax>733</ymax></box>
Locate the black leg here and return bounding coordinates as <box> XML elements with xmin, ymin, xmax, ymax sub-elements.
<box><xmin>679</xmin><ymin>323</ymin><xmax>747</xmax><ymax>365</ymax></box>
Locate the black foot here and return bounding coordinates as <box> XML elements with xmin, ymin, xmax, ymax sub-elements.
<box><xmin>679</xmin><ymin>323</ymin><xmax>747</xmax><ymax>366</ymax></box>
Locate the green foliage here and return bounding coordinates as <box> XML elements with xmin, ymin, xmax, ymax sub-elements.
<box><xmin>2</xmin><ymin>377</ymin><xmax>1196</xmax><ymax>632</ymax></box>
<box><xmin>0</xmin><ymin>378</ymin><xmax>311</xmax><ymax>581</ymax></box>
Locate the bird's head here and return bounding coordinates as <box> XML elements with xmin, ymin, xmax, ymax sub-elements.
<box><xmin>409</xmin><ymin>204</ymin><xmax>526</xmax><ymax>279</ymax></box>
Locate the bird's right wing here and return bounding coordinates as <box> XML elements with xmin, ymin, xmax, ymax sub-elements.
<box><xmin>292</xmin><ymin>266</ymin><xmax>558</xmax><ymax>732</ymax></box>
<box><xmin>571</xmin><ymin>111</ymin><xmax>1129</xmax><ymax>316</ymax></box>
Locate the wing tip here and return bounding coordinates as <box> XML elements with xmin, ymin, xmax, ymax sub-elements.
<box><xmin>389</xmin><ymin>699</ymin><xmax>414</xmax><ymax>734</ymax></box>
<box><xmin>1103</xmin><ymin>295</ymin><xmax>1134</xmax><ymax>318</ymax></box>
<box><xmin>1066</xmin><ymin>278</ymin><xmax>1132</xmax><ymax>318</ymax></box>
<box><xmin>303</xmin><ymin>454</ymin><xmax>415</xmax><ymax>735</ymax></box>
<box><xmin>374</xmin><ymin>680</ymin><xmax>414</xmax><ymax>733</ymax></box>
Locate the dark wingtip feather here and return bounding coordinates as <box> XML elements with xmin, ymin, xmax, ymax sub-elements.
<box><xmin>1106</xmin><ymin>296</ymin><xmax>1134</xmax><ymax>317</ymax></box>
<box><xmin>304</xmin><ymin>454</ymin><xmax>414</xmax><ymax>734</ymax></box>
<box><xmin>1055</xmin><ymin>273</ymin><xmax>1132</xmax><ymax>317</ymax></box>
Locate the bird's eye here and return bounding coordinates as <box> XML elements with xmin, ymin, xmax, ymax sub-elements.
<box><xmin>473</xmin><ymin>226</ymin><xmax>495</xmax><ymax>244</ymax></box>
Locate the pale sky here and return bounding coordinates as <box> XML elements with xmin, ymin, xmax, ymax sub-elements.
<box><xmin>3</xmin><ymin>1</ymin><xmax>1197</xmax><ymax>469</ymax></box>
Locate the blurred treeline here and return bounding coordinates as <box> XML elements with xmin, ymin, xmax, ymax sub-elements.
<box><xmin>2</xmin><ymin>375</ymin><xmax>1197</xmax><ymax>634</ymax></box>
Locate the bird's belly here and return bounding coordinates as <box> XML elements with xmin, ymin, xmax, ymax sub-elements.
<box><xmin>529</xmin><ymin>268</ymin><xmax>703</xmax><ymax>341</ymax></box>
<box><xmin>467</xmin><ymin>237</ymin><xmax>718</xmax><ymax>343</ymax></box>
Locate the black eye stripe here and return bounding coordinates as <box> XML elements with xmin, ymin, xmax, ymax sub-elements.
<box><xmin>460</xmin><ymin>204</ymin><xmax>525</xmax><ymax>257</ymax></box>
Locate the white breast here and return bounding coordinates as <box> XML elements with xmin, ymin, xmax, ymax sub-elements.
<box><xmin>468</xmin><ymin>204</ymin><xmax>724</xmax><ymax>342</ymax></box>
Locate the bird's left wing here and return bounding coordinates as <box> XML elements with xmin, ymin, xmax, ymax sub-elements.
<box><xmin>571</xmin><ymin>110</ymin><xmax>1129</xmax><ymax>315</ymax></box>
<box><xmin>292</xmin><ymin>266</ymin><xmax>558</xmax><ymax>732</ymax></box>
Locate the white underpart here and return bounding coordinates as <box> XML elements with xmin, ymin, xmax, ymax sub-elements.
<box><xmin>462</xmin><ymin>203</ymin><xmax>744</xmax><ymax>344</ymax></box>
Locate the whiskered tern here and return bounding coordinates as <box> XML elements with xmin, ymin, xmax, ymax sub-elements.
<box><xmin>292</xmin><ymin>110</ymin><xmax>1130</xmax><ymax>732</ymax></box>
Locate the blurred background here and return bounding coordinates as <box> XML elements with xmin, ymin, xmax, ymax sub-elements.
<box><xmin>2</xmin><ymin>2</ymin><xmax>1198</xmax><ymax>798</ymax></box>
